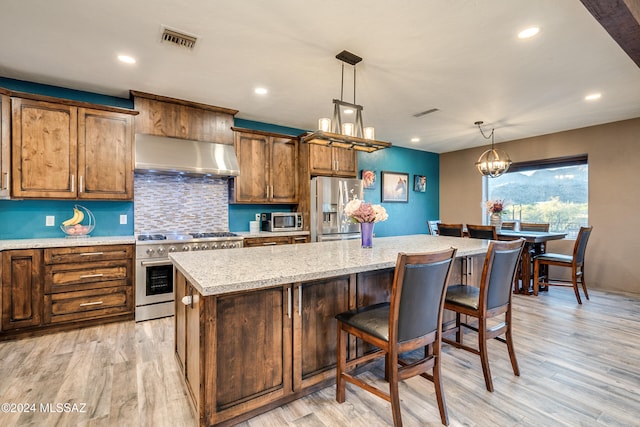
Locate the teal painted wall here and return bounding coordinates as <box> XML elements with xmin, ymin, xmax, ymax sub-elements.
<box><xmin>0</xmin><ymin>200</ymin><xmax>134</xmax><ymax>239</ymax></box>
<box><xmin>357</xmin><ymin>146</ymin><xmax>439</xmax><ymax>237</ymax></box>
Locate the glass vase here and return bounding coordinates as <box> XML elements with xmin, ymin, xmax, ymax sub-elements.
<box><xmin>360</xmin><ymin>222</ymin><xmax>374</xmax><ymax>248</ymax></box>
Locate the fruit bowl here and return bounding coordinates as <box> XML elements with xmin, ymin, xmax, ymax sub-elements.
<box><xmin>60</xmin><ymin>205</ymin><xmax>95</xmax><ymax>238</ymax></box>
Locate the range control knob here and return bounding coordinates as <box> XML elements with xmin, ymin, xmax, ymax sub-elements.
<box><xmin>212</xmin><ymin>243</ymin><xmax>218</xmax><ymax>249</ymax></box>
<box><xmin>201</xmin><ymin>244</ymin><xmax>209</xmax><ymax>250</ymax></box>
<box><xmin>146</xmin><ymin>248</ymin><xmax>155</xmax><ymax>255</ymax></box>
<box><xmin>193</xmin><ymin>244</ymin><xmax>200</xmax><ymax>251</ymax></box>
<box><xmin>221</xmin><ymin>243</ymin><xmax>228</xmax><ymax>249</ymax></box>
<box><xmin>182</xmin><ymin>245</ymin><xmax>190</xmax><ymax>252</ymax></box>
<box><xmin>168</xmin><ymin>246</ymin><xmax>177</xmax><ymax>253</ymax></box>
<box><xmin>157</xmin><ymin>247</ymin><xmax>166</xmax><ymax>256</ymax></box>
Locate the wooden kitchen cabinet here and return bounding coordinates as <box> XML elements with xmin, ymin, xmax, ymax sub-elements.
<box><xmin>243</xmin><ymin>235</ymin><xmax>309</xmax><ymax>247</ymax></box>
<box><xmin>11</xmin><ymin>97</ymin><xmax>134</xmax><ymax>199</ymax></box>
<box><xmin>43</xmin><ymin>244</ymin><xmax>134</xmax><ymax>324</ymax></box>
<box><xmin>0</xmin><ymin>244</ymin><xmax>134</xmax><ymax>340</ymax></box>
<box><xmin>309</xmin><ymin>144</ymin><xmax>357</xmax><ymax>177</ymax></box>
<box><xmin>131</xmin><ymin>90</ymin><xmax>237</xmax><ymax>144</ymax></box>
<box><xmin>0</xmin><ymin>92</ymin><xmax>10</xmax><ymax>199</ymax></box>
<box><xmin>1</xmin><ymin>249</ymin><xmax>44</xmax><ymax>331</ymax></box>
<box><xmin>231</xmin><ymin>128</ymin><xmax>298</xmax><ymax>204</ymax></box>
<box><xmin>292</xmin><ymin>276</ymin><xmax>351</xmax><ymax>390</ymax></box>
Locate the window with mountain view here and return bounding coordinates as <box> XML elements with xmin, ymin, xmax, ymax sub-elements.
<box><xmin>486</xmin><ymin>155</ymin><xmax>588</xmax><ymax>238</ymax></box>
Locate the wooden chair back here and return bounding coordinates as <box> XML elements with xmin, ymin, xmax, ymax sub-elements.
<box><xmin>501</xmin><ymin>221</ymin><xmax>516</xmax><ymax>230</ymax></box>
<box><xmin>519</xmin><ymin>223</ymin><xmax>550</xmax><ymax>232</ymax></box>
<box><xmin>427</xmin><ymin>220</ymin><xmax>441</xmax><ymax>235</ymax></box>
<box><xmin>467</xmin><ymin>224</ymin><xmax>497</xmax><ymax>240</ymax></box>
<box><xmin>437</xmin><ymin>223</ymin><xmax>464</xmax><ymax>237</ymax></box>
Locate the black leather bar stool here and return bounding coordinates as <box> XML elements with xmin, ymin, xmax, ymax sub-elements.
<box><xmin>443</xmin><ymin>239</ymin><xmax>525</xmax><ymax>392</ymax></box>
<box><xmin>335</xmin><ymin>248</ymin><xmax>457</xmax><ymax>426</ymax></box>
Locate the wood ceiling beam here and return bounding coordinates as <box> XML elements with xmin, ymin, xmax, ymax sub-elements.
<box><xmin>580</xmin><ymin>0</ymin><xmax>640</xmax><ymax>67</ymax></box>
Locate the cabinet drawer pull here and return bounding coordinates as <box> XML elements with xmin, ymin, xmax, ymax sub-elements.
<box><xmin>2</xmin><ymin>171</ymin><xmax>8</xmax><ymax>190</ymax></box>
<box><xmin>79</xmin><ymin>301</ymin><xmax>103</xmax><ymax>307</ymax></box>
<box><xmin>294</xmin><ymin>237</ymin><xmax>306</xmax><ymax>241</ymax></box>
<box><xmin>263</xmin><ymin>242</ymin><xmax>277</xmax><ymax>246</ymax></box>
<box><xmin>79</xmin><ymin>175</ymin><xmax>84</xmax><ymax>193</ymax></box>
<box><xmin>80</xmin><ymin>252</ymin><xmax>104</xmax><ymax>256</ymax></box>
<box><xmin>80</xmin><ymin>273</ymin><xmax>104</xmax><ymax>279</ymax></box>
<box><xmin>70</xmin><ymin>174</ymin><xmax>75</xmax><ymax>192</ymax></box>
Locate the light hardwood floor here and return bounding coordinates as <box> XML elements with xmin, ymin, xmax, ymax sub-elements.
<box><xmin>1</xmin><ymin>287</ymin><xmax>639</xmax><ymax>427</ymax></box>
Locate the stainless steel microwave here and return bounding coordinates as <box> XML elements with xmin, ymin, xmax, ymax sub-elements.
<box><xmin>261</xmin><ymin>212</ymin><xmax>303</xmax><ymax>232</ymax></box>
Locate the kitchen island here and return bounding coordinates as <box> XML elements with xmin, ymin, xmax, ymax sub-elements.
<box><xmin>170</xmin><ymin>234</ymin><xmax>488</xmax><ymax>427</ymax></box>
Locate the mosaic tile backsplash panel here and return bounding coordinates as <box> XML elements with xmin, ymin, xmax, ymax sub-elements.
<box><xmin>134</xmin><ymin>173</ymin><xmax>229</xmax><ymax>233</ymax></box>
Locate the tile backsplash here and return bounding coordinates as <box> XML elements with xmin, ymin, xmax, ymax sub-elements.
<box><xmin>134</xmin><ymin>173</ymin><xmax>229</xmax><ymax>233</ymax></box>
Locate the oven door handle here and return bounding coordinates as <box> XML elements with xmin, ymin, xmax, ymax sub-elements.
<box><xmin>140</xmin><ymin>259</ymin><xmax>172</xmax><ymax>267</ymax></box>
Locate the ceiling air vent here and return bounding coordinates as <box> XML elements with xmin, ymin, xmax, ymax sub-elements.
<box><xmin>413</xmin><ymin>108</ymin><xmax>440</xmax><ymax>118</ymax></box>
<box><xmin>161</xmin><ymin>27</ymin><xmax>197</xmax><ymax>50</ymax></box>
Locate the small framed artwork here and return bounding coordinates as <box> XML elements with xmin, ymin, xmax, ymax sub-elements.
<box><xmin>361</xmin><ymin>170</ymin><xmax>376</xmax><ymax>190</ymax></box>
<box><xmin>414</xmin><ymin>175</ymin><xmax>426</xmax><ymax>192</ymax></box>
<box><xmin>381</xmin><ymin>171</ymin><xmax>409</xmax><ymax>203</ymax></box>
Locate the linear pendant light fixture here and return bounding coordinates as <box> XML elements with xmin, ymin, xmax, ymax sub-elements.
<box><xmin>300</xmin><ymin>50</ymin><xmax>391</xmax><ymax>153</ymax></box>
<box><xmin>474</xmin><ymin>121</ymin><xmax>512</xmax><ymax>177</ymax></box>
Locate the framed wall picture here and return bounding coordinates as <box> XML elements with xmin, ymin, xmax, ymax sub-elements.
<box><xmin>361</xmin><ymin>170</ymin><xmax>376</xmax><ymax>190</ymax></box>
<box><xmin>381</xmin><ymin>171</ymin><xmax>409</xmax><ymax>202</ymax></box>
<box><xmin>414</xmin><ymin>175</ymin><xmax>426</xmax><ymax>192</ymax></box>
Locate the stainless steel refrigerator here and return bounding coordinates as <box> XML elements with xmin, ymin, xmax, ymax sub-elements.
<box><xmin>310</xmin><ymin>176</ymin><xmax>364</xmax><ymax>242</ymax></box>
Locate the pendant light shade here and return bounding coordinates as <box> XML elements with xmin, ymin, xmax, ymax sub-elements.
<box><xmin>300</xmin><ymin>50</ymin><xmax>391</xmax><ymax>153</ymax></box>
<box><xmin>474</xmin><ymin>121</ymin><xmax>512</xmax><ymax>178</ymax></box>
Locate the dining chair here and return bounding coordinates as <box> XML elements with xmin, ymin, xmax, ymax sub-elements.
<box><xmin>427</xmin><ymin>220</ymin><xmax>441</xmax><ymax>235</ymax></box>
<box><xmin>500</xmin><ymin>221</ymin><xmax>516</xmax><ymax>230</ymax></box>
<box><xmin>443</xmin><ymin>238</ymin><xmax>525</xmax><ymax>392</ymax></box>
<box><xmin>437</xmin><ymin>223</ymin><xmax>464</xmax><ymax>237</ymax></box>
<box><xmin>519</xmin><ymin>222</ymin><xmax>550</xmax><ymax>232</ymax></box>
<box><xmin>466</xmin><ymin>224</ymin><xmax>497</xmax><ymax>240</ymax></box>
<box><xmin>533</xmin><ymin>226</ymin><xmax>593</xmax><ymax>304</ymax></box>
<box><xmin>336</xmin><ymin>248</ymin><xmax>457</xmax><ymax>426</ymax></box>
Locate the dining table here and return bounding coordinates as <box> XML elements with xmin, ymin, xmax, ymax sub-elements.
<box><xmin>497</xmin><ymin>229</ymin><xmax>568</xmax><ymax>294</ymax></box>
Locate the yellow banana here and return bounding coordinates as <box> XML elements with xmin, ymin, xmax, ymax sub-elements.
<box><xmin>62</xmin><ymin>209</ymin><xmax>80</xmax><ymax>226</ymax></box>
<box><xmin>74</xmin><ymin>207</ymin><xmax>85</xmax><ymax>225</ymax></box>
<box><xmin>61</xmin><ymin>207</ymin><xmax>85</xmax><ymax>226</ymax></box>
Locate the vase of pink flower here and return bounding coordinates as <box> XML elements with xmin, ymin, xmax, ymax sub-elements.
<box><xmin>344</xmin><ymin>199</ymin><xmax>388</xmax><ymax>248</ymax></box>
<box><xmin>486</xmin><ymin>199</ymin><xmax>505</xmax><ymax>230</ymax></box>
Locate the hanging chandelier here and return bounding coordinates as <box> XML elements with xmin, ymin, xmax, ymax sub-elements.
<box><xmin>300</xmin><ymin>50</ymin><xmax>391</xmax><ymax>153</ymax></box>
<box><xmin>474</xmin><ymin>121</ymin><xmax>512</xmax><ymax>178</ymax></box>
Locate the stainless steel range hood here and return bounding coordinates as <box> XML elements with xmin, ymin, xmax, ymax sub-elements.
<box><xmin>135</xmin><ymin>134</ymin><xmax>240</xmax><ymax>177</ymax></box>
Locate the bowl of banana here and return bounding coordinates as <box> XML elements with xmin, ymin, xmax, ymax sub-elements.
<box><xmin>60</xmin><ymin>205</ymin><xmax>95</xmax><ymax>237</ymax></box>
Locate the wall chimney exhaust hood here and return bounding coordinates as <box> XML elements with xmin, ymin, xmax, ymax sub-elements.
<box><xmin>134</xmin><ymin>134</ymin><xmax>240</xmax><ymax>177</ymax></box>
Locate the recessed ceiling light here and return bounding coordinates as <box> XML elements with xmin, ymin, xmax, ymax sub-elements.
<box><xmin>411</xmin><ymin>137</ymin><xmax>420</xmax><ymax>143</ymax></box>
<box><xmin>518</xmin><ymin>27</ymin><xmax>540</xmax><ymax>39</ymax></box>
<box><xmin>585</xmin><ymin>93</ymin><xmax>602</xmax><ymax>101</ymax></box>
<box><xmin>254</xmin><ymin>87</ymin><xmax>268</xmax><ymax>95</ymax></box>
<box><xmin>117</xmin><ymin>54</ymin><xmax>136</xmax><ymax>64</ymax></box>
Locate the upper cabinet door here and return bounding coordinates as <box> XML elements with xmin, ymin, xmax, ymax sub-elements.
<box><xmin>309</xmin><ymin>145</ymin><xmax>357</xmax><ymax>178</ymax></box>
<box><xmin>0</xmin><ymin>94</ymin><xmax>9</xmax><ymax>199</ymax></box>
<box><xmin>11</xmin><ymin>98</ymin><xmax>77</xmax><ymax>199</ymax></box>
<box><xmin>270</xmin><ymin>137</ymin><xmax>298</xmax><ymax>203</ymax></box>
<box><xmin>78</xmin><ymin>108</ymin><xmax>133</xmax><ymax>200</ymax></box>
<box><xmin>234</xmin><ymin>132</ymin><xmax>270</xmax><ymax>203</ymax></box>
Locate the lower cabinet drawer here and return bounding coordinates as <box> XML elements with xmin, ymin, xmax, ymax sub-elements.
<box><xmin>44</xmin><ymin>286</ymin><xmax>133</xmax><ymax>324</ymax></box>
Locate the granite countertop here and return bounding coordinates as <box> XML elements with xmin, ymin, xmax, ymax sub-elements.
<box><xmin>0</xmin><ymin>235</ymin><xmax>136</xmax><ymax>250</ymax></box>
<box><xmin>170</xmin><ymin>234</ymin><xmax>489</xmax><ymax>296</ymax></box>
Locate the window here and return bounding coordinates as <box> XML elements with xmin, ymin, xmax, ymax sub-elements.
<box><xmin>486</xmin><ymin>155</ymin><xmax>588</xmax><ymax>237</ymax></box>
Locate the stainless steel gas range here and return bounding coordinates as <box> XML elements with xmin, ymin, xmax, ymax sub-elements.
<box><xmin>135</xmin><ymin>231</ymin><xmax>243</xmax><ymax>321</ymax></box>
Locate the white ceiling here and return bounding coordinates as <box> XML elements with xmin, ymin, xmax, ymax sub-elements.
<box><xmin>1</xmin><ymin>0</ymin><xmax>639</xmax><ymax>153</ymax></box>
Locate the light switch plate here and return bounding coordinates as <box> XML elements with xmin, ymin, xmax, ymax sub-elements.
<box><xmin>46</xmin><ymin>216</ymin><xmax>55</xmax><ymax>226</ymax></box>
<box><xmin>255</xmin><ymin>213</ymin><xmax>260</xmax><ymax>222</ymax></box>
<box><xmin>120</xmin><ymin>215</ymin><xmax>128</xmax><ymax>225</ymax></box>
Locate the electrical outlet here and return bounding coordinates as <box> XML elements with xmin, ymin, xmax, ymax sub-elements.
<box><xmin>119</xmin><ymin>215</ymin><xmax>128</xmax><ymax>225</ymax></box>
<box><xmin>255</xmin><ymin>213</ymin><xmax>261</xmax><ymax>222</ymax></box>
<box><xmin>46</xmin><ymin>216</ymin><xmax>55</xmax><ymax>226</ymax></box>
